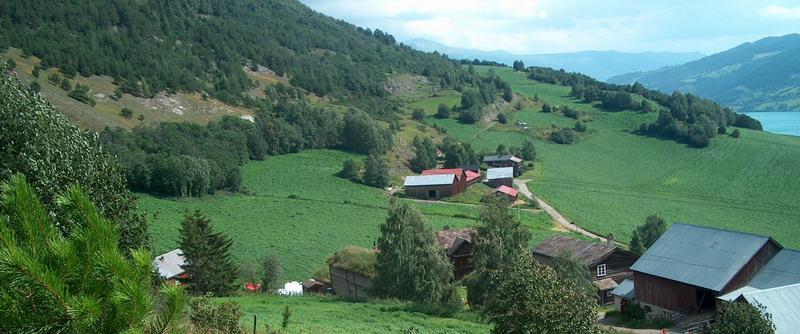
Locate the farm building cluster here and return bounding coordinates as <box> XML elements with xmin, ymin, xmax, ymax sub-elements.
<box><xmin>402</xmin><ymin>154</ymin><xmax>524</xmax><ymax>201</ymax></box>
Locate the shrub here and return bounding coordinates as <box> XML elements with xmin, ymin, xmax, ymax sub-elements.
<box><xmin>732</xmin><ymin>129</ymin><xmax>741</xmax><ymax>138</ymax></box>
<box><xmin>411</xmin><ymin>108</ymin><xmax>425</xmax><ymax>121</ymax></box>
<box><xmin>562</xmin><ymin>106</ymin><xmax>581</xmax><ymax>119</ymax></box>
<box><xmin>717</xmin><ymin>126</ymin><xmax>726</xmax><ymax>134</ymax></box>
<box><xmin>28</xmin><ymin>80</ymin><xmax>40</xmax><ymax>92</ymax></box>
<box><xmin>282</xmin><ymin>305</ymin><xmax>292</xmax><ymax>329</ymax></box>
<box><xmin>190</xmin><ymin>296</ymin><xmax>243</xmax><ymax>334</ymax></box>
<box><xmin>623</xmin><ymin>303</ymin><xmax>646</xmax><ymax>320</ymax></box>
<box><xmin>436</xmin><ymin>103</ymin><xmax>451</xmax><ymax>119</ymax></box>
<box><xmin>550</xmin><ymin>128</ymin><xmax>576</xmax><ymax>144</ymax></box>
<box><xmin>497</xmin><ymin>113</ymin><xmax>508</xmax><ymax>124</ymax></box>
<box><xmin>59</xmin><ymin>77</ymin><xmax>71</xmax><ymax>91</ymax></box>
<box><xmin>120</xmin><ymin>107</ymin><xmax>134</xmax><ymax>119</ymax></box>
<box><xmin>339</xmin><ymin>159</ymin><xmax>360</xmax><ymax>180</ymax></box>
<box><xmin>68</xmin><ymin>83</ymin><xmax>95</xmax><ymax>106</ymax></box>
<box><xmin>688</xmin><ymin>133</ymin><xmax>710</xmax><ymax>148</ymax></box>
<box><xmin>541</xmin><ymin>103</ymin><xmax>552</xmax><ymax>113</ymax></box>
<box><xmin>574</xmin><ymin>121</ymin><xmax>587</xmax><ymax>132</ymax></box>
<box><xmin>459</xmin><ymin>106</ymin><xmax>481</xmax><ymax>123</ymax></box>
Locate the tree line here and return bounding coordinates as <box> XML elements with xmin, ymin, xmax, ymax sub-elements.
<box><xmin>102</xmin><ymin>99</ymin><xmax>392</xmax><ymax>197</ymax></box>
<box><xmin>526</xmin><ymin>66</ymin><xmax>762</xmax><ymax>147</ymax></box>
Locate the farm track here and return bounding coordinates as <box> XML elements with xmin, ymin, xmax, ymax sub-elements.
<box><xmin>515</xmin><ymin>179</ymin><xmax>607</xmax><ymax>242</ymax></box>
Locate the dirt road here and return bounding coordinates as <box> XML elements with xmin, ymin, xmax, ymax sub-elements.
<box><xmin>514</xmin><ymin>179</ymin><xmax>607</xmax><ymax>242</ymax></box>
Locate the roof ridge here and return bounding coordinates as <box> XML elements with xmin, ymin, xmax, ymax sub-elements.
<box><xmin>744</xmin><ymin>282</ymin><xmax>800</xmax><ymax>296</ymax></box>
<box><xmin>672</xmin><ymin>223</ymin><xmax>771</xmax><ymax>240</ymax></box>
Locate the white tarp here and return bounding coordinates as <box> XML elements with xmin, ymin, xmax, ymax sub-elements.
<box><xmin>276</xmin><ymin>281</ymin><xmax>303</xmax><ymax>296</ymax></box>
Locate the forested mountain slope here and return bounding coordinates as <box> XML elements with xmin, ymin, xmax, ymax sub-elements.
<box><xmin>0</xmin><ymin>0</ymin><xmax>472</xmax><ymax>104</ymax></box>
<box><xmin>609</xmin><ymin>34</ymin><xmax>800</xmax><ymax>112</ymax></box>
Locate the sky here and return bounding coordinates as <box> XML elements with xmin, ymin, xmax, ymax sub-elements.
<box><xmin>298</xmin><ymin>0</ymin><xmax>800</xmax><ymax>55</ymax></box>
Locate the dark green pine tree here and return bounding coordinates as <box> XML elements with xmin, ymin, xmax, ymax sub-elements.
<box><xmin>179</xmin><ymin>211</ymin><xmax>237</xmax><ymax>296</ymax></box>
<box><xmin>373</xmin><ymin>199</ymin><xmax>460</xmax><ymax>309</ymax></box>
<box><xmin>465</xmin><ymin>198</ymin><xmax>531</xmax><ymax>309</ymax></box>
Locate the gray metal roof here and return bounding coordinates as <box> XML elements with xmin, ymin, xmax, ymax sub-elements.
<box><xmin>483</xmin><ymin>155</ymin><xmax>518</xmax><ymax>163</ymax></box>
<box><xmin>404</xmin><ymin>174</ymin><xmax>455</xmax><ymax>187</ymax></box>
<box><xmin>153</xmin><ymin>249</ymin><xmax>186</xmax><ymax>279</ymax></box>
<box><xmin>486</xmin><ymin>167</ymin><xmax>513</xmax><ymax>180</ymax></box>
<box><xmin>630</xmin><ymin>223</ymin><xmax>770</xmax><ymax>292</ymax></box>
<box><xmin>741</xmin><ymin>283</ymin><xmax>800</xmax><ymax>334</ymax></box>
<box><xmin>750</xmin><ymin>249</ymin><xmax>800</xmax><ymax>289</ymax></box>
<box><xmin>611</xmin><ymin>279</ymin><xmax>635</xmax><ymax>299</ymax></box>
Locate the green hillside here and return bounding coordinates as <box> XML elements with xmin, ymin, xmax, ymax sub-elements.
<box><xmin>438</xmin><ymin>66</ymin><xmax>800</xmax><ymax>247</ymax></box>
<box><xmin>141</xmin><ymin>149</ymin><xmax>559</xmax><ymax>280</ymax></box>
<box><xmin>609</xmin><ymin>34</ymin><xmax>800</xmax><ymax>112</ymax></box>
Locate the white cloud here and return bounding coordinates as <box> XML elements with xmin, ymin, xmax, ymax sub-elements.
<box><xmin>762</xmin><ymin>5</ymin><xmax>800</xmax><ymax>19</ymax></box>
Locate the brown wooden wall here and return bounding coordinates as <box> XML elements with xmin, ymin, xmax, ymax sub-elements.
<box><xmin>590</xmin><ymin>250</ymin><xmax>638</xmax><ymax>282</ymax></box>
<box><xmin>450</xmin><ymin>242</ymin><xmax>473</xmax><ymax>280</ymax></box>
<box><xmin>329</xmin><ymin>265</ymin><xmax>372</xmax><ymax>300</ymax></box>
<box><xmin>634</xmin><ymin>271</ymin><xmax>699</xmax><ymax>312</ymax></box>
<box><xmin>722</xmin><ymin>240</ymin><xmax>781</xmax><ymax>293</ymax></box>
<box><xmin>405</xmin><ymin>184</ymin><xmax>455</xmax><ymax>200</ymax></box>
<box><xmin>487</xmin><ymin>178</ymin><xmax>513</xmax><ymax>188</ymax></box>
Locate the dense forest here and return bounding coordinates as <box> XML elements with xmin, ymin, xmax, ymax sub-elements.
<box><xmin>526</xmin><ymin>67</ymin><xmax>762</xmax><ymax>147</ymax></box>
<box><xmin>0</xmin><ymin>0</ymin><xmax>478</xmax><ymax>104</ymax></box>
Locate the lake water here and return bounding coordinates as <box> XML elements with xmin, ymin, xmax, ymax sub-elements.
<box><xmin>744</xmin><ymin>112</ymin><xmax>800</xmax><ymax>137</ymax></box>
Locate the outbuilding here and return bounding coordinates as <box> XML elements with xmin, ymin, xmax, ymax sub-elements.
<box><xmin>153</xmin><ymin>249</ymin><xmax>188</xmax><ymax>284</ymax></box>
<box><xmin>491</xmin><ymin>185</ymin><xmax>518</xmax><ymax>200</ymax></box>
<box><xmin>486</xmin><ymin>167</ymin><xmax>514</xmax><ymax>188</ymax></box>
<box><xmin>435</xmin><ymin>227</ymin><xmax>476</xmax><ymax>280</ymax></box>
<box><xmin>404</xmin><ymin>174</ymin><xmax>457</xmax><ymax>200</ymax></box>
<box><xmin>422</xmin><ymin>168</ymin><xmax>468</xmax><ymax>194</ymax></box>
<box><xmin>483</xmin><ymin>155</ymin><xmax>523</xmax><ymax>176</ymax></box>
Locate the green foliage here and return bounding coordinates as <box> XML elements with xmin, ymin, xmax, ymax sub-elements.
<box><xmin>373</xmin><ymin>200</ymin><xmax>461</xmax><ymax>310</ymax></box>
<box><xmin>327</xmin><ymin>245</ymin><xmax>377</xmax><ymax>278</ymax></box>
<box><xmin>67</xmin><ymin>83</ymin><xmax>95</xmax><ymax>106</ymax></box>
<box><xmin>622</xmin><ymin>303</ymin><xmax>646</xmax><ymax>320</ymax></box>
<box><xmin>120</xmin><ymin>107</ymin><xmax>134</xmax><ymax>119</ymax></box>
<box><xmin>459</xmin><ymin>106</ymin><xmax>482</xmax><ymax>124</ymax></box>
<box><xmin>552</xmin><ymin>252</ymin><xmax>596</xmax><ymax>296</ymax></box>
<box><xmin>339</xmin><ymin>159</ymin><xmax>361</xmax><ymax>180</ymax></box>
<box><xmin>1</xmin><ymin>0</ymin><xmax>481</xmax><ymax>103</ymax></box>
<box><xmin>47</xmin><ymin>72</ymin><xmax>60</xmax><ymax>85</ymax></box>
<box><xmin>521</xmin><ymin>140</ymin><xmax>536</xmax><ymax>161</ymax></box>
<box><xmin>410</xmin><ymin>136</ymin><xmax>438</xmax><ymax>173</ymax></box>
<box><xmin>484</xmin><ymin>252</ymin><xmax>599</xmax><ymax>334</ymax></box>
<box><xmin>59</xmin><ymin>77</ymin><xmax>71</xmax><ymax>91</ymax></box>
<box><xmin>732</xmin><ymin>129</ymin><xmax>741</xmax><ymax>138</ymax></box>
<box><xmin>179</xmin><ymin>211</ymin><xmax>238</xmax><ymax>296</ymax></box>
<box><xmin>575</xmin><ymin>121</ymin><xmax>587</xmax><ymax>132</ymax></box>
<box><xmin>411</xmin><ymin>108</ymin><xmax>425</xmax><ymax>121</ymax></box>
<box><xmin>512</xmin><ymin>60</ymin><xmax>526</xmax><ymax>71</ymax></box>
<box><xmin>0</xmin><ymin>61</ymin><xmax>147</xmax><ymax>251</ymax></box>
<box><xmin>0</xmin><ymin>175</ymin><xmax>186</xmax><ymax>334</ymax></box>
<box><xmin>542</xmin><ymin>103</ymin><xmax>553</xmax><ymax>113</ymax></box>
<box><xmin>28</xmin><ymin>80</ymin><xmax>40</xmax><ymax>92</ymax></box>
<box><xmin>260</xmin><ymin>255</ymin><xmax>282</xmax><ymax>292</ymax></box>
<box><xmin>362</xmin><ymin>154</ymin><xmax>389</xmax><ymax>188</ymax></box>
<box><xmin>497</xmin><ymin>113</ymin><xmax>508</xmax><ymax>124</ymax></box>
<box><xmin>466</xmin><ymin>199</ymin><xmax>531</xmax><ymax>309</ymax></box>
<box><xmin>630</xmin><ymin>214</ymin><xmax>667</xmax><ymax>255</ymax></box>
<box><xmin>550</xmin><ymin>128</ymin><xmax>576</xmax><ymax>144</ymax></box>
<box><xmin>441</xmin><ymin>137</ymin><xmax>480</xmax><ymax>168</ymax></box>
<box><xmin>436</xmin><ymin>103</ymin><xmax>451</xmax><ymax>119</ymax></box>
<box><xmin>189</xmin><ymin>296</ymin><xmax>243</xmax><ymax>334</ymax></box>
<box><xmin>282</xmin><ymin>305</ymin><xmax>292</xmax><ymax>329</ymax></box>
<box><xmin>711</xmin><ymin>302</ymin><xmax>775</xmax><ymax>334</ymax></box>
<box><xmin>342</xmin><ymin>109</ymin><xmax>393</xmax><ymax>155</ymax></box>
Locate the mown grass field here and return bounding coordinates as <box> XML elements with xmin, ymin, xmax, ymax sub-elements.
<box><xmin>141</xmin><ymin>149</ymin><xmax>559</xmax><ymax>280</ymax></box>
<box><xmin>222</xmin><ymin>295</ymin><xmax>490</xmax><ymax>334</ymax></box>
<box><xmin>434</xmin><ymin>66</ymin><xmax>800</xmax><ymax>247</ymax></box>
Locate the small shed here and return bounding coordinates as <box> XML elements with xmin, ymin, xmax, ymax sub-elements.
<box><xmin>483</xmin><ymin>155</ymin><xmax>523</xmax><ymax>176</ymax></box>
<box><xmin>302</xmin><ymin>279</ymin><xmax>329</xmax><ymax>295</ymax></box>
<box><xmin>486</xmin><ymin>167</ymin><xmax>514</xmax><ymax>188</ymax></box>
<box><xmin>327</xmin><ymin>246</ymin><xmax>376</xmax><ymax>300</ymax></box>
<box><xmin>404</xmin><ymin>174</ymin><xmax>457</xmax><ymax>200</ymax></box>
<box><xmin>436</xmin><ymin>228</ymin><xmax>476</xmax><ymax>280</ymax></box>
<box><xmin>491</xmin><ymin>185</ymin><xmax>518</xmax><ymax>200</ymax></box>
<box><xmin>465</xmin><ymin>170</ymin><xmax>481</xmax><ymax>186</ymax></box>
<box><xmin>153</xmin><ymin>249</ymin><xmax>188</xmax><ymax>284</ymax></box>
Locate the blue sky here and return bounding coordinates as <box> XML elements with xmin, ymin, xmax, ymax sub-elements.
<box><xmin>299</xmin><ymin>0</ymin><xmax>800</xmax><ymax>54</ymax></box>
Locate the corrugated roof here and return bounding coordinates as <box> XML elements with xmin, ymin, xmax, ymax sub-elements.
<box><xmin>750</xmin><ymin>249</ymin><xmax>800</xmax><ymax>289</ymax></box>
<box><xmin>483</xmin><ymin>155</ymin><xmax>519</xmax><ymax>163</ymax></box>
<box><xmin>486</xmin><ymin>167</ymin><xmax>513</xmax><ymax>180</ymax></box>
<box><xmin>404</xmin><ymin>174</ymin><xmax>455</xmax><ymax>187</ymax></box>
<box><xmin>493</xmin><ymin>185</ymin><xmax>519</xmax><ymax>197</ymax></box>
<box><xmin>611</xmin><ymin>279</ymin><xmax>635</xmax><ymax>299</ymax></box>
<box><xmin>533</xmin><ymin>235</ymin><xmax>616</xmax><ymax>265</ymax></box>
<box><xmin>630</xmin><ymin>223</ymin><xmax>771</xmax><ymax>292</ymax></box>
<box><xmin>741</xmin><ymin>283</ymin><xmax>800</xmax><ymax>334</ymax></box>
<box><xmin>153</xmin><ymin>249</ymin><xmax>186</xmax><ymax>279</ymax></box>
<box><xmin>465</xmin><ymin>170</ymin><xmax>481</xmax><ymax>182</ymax></box>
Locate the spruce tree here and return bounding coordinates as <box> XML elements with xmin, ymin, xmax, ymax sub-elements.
<box><xmin>363</xmin><ymin>154</ymin><xmax>389</xmax><ymax>188</ymax></box>
<box><xmin>373</xmin><ymin>199</ymin><xmax>460</xmax><ymax>309</ymax></box>
<box><xmin>465</xmin><ymin>198</ymin><xmax>531</xmax><ymax>309</ymax></box>
<box><xmin>179</xmin><ymin>211</ymin><xmax>237</xmax><ymax>296</ymax></box>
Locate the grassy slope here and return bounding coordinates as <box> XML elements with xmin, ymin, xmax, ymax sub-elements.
<box><xmin>225</xmin><ymin>295</ymin><xmax>490</xmax><ymax>334</ymax></box>
<box><xmin>141</xmin><ymin>149</ymin><xmax>558</xmax><ymax>280</ymax></box>
<box><xmin>437</xmin><ymin>66</ymin><xmax>800</xmax><ymax>246</ymax></box>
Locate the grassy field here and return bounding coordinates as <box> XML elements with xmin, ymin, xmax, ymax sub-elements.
<box><xmin>221</xmin><ymin>295</ymin><xmax>490</xmax><ymax>334</ymax></box>
<box><xmin>434</xmin><ymin>66</ymin><xmax>800</xmax><ymax>247</ymax></box>
<box><xmin>141</xmin><ymin>149</ymin><xmax>559</xmax><ymax>280</ymax></box>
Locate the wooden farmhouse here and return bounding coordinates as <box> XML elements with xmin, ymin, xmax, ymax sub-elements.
<box><xmin>327</xmin><ymin>246</ymin><xmax>376</xmax><ymax>300</ymax></box>
<box><xmin>152</xmin><ymin>249</ymin><xmax>188</xmax><ymax>284</ymax></box>
<box><xmin>403</xmin><ymin>174</ymin><xmax>458</xmax><ymax>200</ymax></box>
<box><xmin>486</xmin><ymin>167</ymin><xmax>514</xmax><ymax>188</ymax></box>
<box><xmin>421</xmin><ymin>168</ymin><xmax>468</xmax><ymax>195</ymax></box>
<box><xmin>483</xmin><ymin>155</ymin><xmax>523</xmax><ymax>176</ymax></box>
<box><xmin>435</xmin><ymin>227</ymin><xmax>476</xmax><ymax>280</ymax></box>
<box><xmin>613</xmin><ymin>223</ymin><xmax>800</xmax><ymax>320</ymax></box>
<box><xmin>533</xmin><ymin>235</ymin><xmax>639</xmax><ymax>304</ymax></box>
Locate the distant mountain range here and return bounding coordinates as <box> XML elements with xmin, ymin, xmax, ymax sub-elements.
<box><xmin>405</xmin><ymin>38</ymin><xmax>704</xmax><ymax>81</ymax></box>
<box><xmin>609</xmin><ymin>34</ymin><xmax>800</xmax><ymax>112</ymax></box>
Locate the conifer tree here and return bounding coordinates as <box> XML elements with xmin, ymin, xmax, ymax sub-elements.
<box><xmin>363</xmin><ymin>153</ymin><xmax>389</xmax><ymax>188</ymax></box>
<box><xmin>373</xmin><ymin>199</ymin><xmax>460</xmax><ymax>309</ymax></box>
<box><xmin>179</xmin><ymin>211</ymin><xmax>237</xmax><ymax>296</ymax></box>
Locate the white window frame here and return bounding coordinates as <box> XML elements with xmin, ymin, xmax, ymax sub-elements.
<box><xmin>597</xmin><ymin>264</ymin><xmax>607</xmax><ymax>277</ymax></box>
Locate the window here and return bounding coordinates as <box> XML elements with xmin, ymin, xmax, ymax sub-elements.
<box><xmin>596</xmin><ymin>264</ymin><xmax>607</xmax><ymax>277</ymax></box>
<box><xmin>607</xmin><ymin>290</ymin><xmax>613</xmax><ymax>297</ymax></box>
